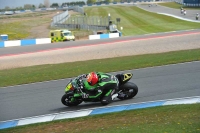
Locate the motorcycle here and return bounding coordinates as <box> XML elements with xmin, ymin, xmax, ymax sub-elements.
<box><xmin>61</xmin><ymin>73</ymin><xmax>138</xmax><ymax>106</ymax></box>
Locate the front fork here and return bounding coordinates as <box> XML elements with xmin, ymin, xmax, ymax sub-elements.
<box><xmin>65</xmin><ymin>91</ymin><xmax>81</xmax><ymax>102</ymax></box>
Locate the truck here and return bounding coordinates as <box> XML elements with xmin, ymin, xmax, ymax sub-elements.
<box><xmin>50</xmin><ymin>29</ymin><xmax>75</xmax><ymax>43</ymax></box>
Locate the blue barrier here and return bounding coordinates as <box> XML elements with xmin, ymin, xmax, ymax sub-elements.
<box><xmin>0</xmin><ymin>42</ymin><xmax>4</xmax><ymax>48</ymax></box>
<box><xmin>100</xmin><ymin>34</ymin><xmax>109</xmax><ymax>39</ymax></box>
<box><xmin>21</xmin><ymin>39</ymin><xmax>36</xmax><ymax>46</ymax></box>
<box><xmin>0</xmin><ymin>38</ymin><xmax>51</xmax><ymax>48</ymax></box>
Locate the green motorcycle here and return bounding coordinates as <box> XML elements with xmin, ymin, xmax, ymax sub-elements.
<box><xmin>61</xmin><ymin>73</ymin><xmax>138</xmax><ymax>106</ymax></box>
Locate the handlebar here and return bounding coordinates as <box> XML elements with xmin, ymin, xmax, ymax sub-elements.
<box><xmin>76</xmin><ymin>76</ymin><xmax>85</xmax><ymax>89</ymax></box>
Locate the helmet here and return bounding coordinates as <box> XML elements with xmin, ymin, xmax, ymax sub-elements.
<box><xmin>87</xmin><ymin>72</ymin><xmax>98</xmax><ymax>86</ymax></box>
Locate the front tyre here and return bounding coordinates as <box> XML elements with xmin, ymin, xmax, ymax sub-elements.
<box><xmin>118</xmin><ymin>82</ymin><xmax>138</xmax><ymax>100</ymax></box>
<box><xmin>61</xmin><ymin>93</ymin><xmax>82</xmax><ymax>107</ymax></box>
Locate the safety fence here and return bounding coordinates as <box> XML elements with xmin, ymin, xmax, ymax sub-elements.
<box><xmin>56</xmin><ymin>16</ymin><xmax>109</xmax><ymax>31</ymax></box>
<box><xmin>51</xmin><ymin>5</ymin><xmax>109</xmax><ymax>31</ymax></box>
<box><xmin>51</xmin><ymin>10</ymin><xmax>69</xmax><ymax>26</ymax></box>
<box><xmin>89</xmin><ymin>33</ymin><xmax>120</xmax><ymax>40</ymax></box>
<box><xmin>0</xmin><ymin>38</ymin><xmax>51</xmax><ymax>48</ymax></box>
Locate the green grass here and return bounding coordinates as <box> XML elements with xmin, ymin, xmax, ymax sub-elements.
<box><xmin>0</xmin><ymin>22</ymin><xmax>30</xmax><ymax>40</ymax></box>
<box><xmin>0</xmin><ymin>11</ymin><xmax>56</xmax><ymax>40</ymax></box>
<box><xmin>84</xmin><ymin>6</ymin><xmax>200</xmax><ymax>36</ymax></box>
<box><xmin>1</xmin><ymin>5</ymin><xmax>200</xmax><ymax>133</ymax></box>
<box><xmin>158</xmin><ymin>2</ymin><xmax>200</xmax><ymax>10</ymax></box>
<box><xmin>0</xmin><ymin>104</ymin><xmax>199</xmax><ymax>133</ymax></box>
<box><xmin>0</xmin><ymin>49</ymin><xmax>200</xmax><ymax>87</ymax></box>
<box><xmin>1</xmin><ymin>5</ymin><xmax>200</xmax><ymax>40</ymax></box>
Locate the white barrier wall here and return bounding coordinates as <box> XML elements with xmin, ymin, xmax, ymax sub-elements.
<box><xmin>109</xmin><ymin>33</ymin><xmax>120</xmax><ymax>38</ymax></box>
<box><xmin>4</xmin><ymin>40</ymin><xmax>21</xmax><ymax>47</ymax></box>
<box><xmin>89</xmin><ymin>33</ymin><xmax>120</xmax><ymax>40</ymax></box>
<box><xmin>0</xmin><ymin>38</ymin><xmax>51</xmax><ymax>48</ymax></box>
<box><xmin>89</xmin><ymin>35</ymin><xmax>101</xmax><ymax>40</ymax></box>
<box><xmin>36</xmin><ymin>38</ymin><xmax>51</xmax><ymax>44</ymax></box>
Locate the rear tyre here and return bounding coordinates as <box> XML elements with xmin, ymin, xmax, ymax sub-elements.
<box><xmin>118</xmin><ymin>82</ymin><xmax>138</xmax><ymax>100</ymax></box>
<box><xmin>61</xmin><ymin>93</ymin><xmax>82</xmax><ymax>107</ymax></box>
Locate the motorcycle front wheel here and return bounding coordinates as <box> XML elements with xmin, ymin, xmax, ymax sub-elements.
<box><xmin>61</xmin><ymin>93</ymin><xmax>82</xmax><ymax>107</ymax></box>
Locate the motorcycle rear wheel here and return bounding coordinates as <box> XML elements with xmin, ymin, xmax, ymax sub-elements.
<box><xmin>61</xmin><ymin>93</ymin><xmax>82</xmax><ymax>107</ymax></box>
<box><xmin>118</xmin><ymin>82</ymin><xmax>138</xmax><ymax>100</ymax></box>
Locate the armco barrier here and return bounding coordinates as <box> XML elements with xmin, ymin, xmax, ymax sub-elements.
<box><xmin>89</xmin><ymin>33</ymin><xmax>120</xmax><ymax>40</ymax></box>
<box><xmin>0</xmin><ymin>38</ymin><xmax>51</xmax><ymax>48</ymax></box>
<box><xmin>0</xmin><ymin>96</ymin><xmax>199</xmax><ymax>130</ymax></box>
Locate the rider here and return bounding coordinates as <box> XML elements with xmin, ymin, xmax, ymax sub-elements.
<box><xmin>80</xmin><ymin>72</ymin><xmax>119</xmax><ymax>105</ymax></box>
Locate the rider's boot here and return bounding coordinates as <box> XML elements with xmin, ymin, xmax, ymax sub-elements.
<box><xmin>101</xmin><ymin>89</ymin><xmax>117</xmax><ymax>105</ymax></box>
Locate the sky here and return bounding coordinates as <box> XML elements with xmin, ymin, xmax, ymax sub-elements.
<box><xmin>0</xmin><ymin>0</ymin><xmax>86</xmax><ymax>9</ymax></box>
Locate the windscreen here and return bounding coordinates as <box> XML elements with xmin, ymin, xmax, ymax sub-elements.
<box><xmin>63</xmin><ymin>32</ymin><xmax>72</xmax><ymax>36</ymax></box>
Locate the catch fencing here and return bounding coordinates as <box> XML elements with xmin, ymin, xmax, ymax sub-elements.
<box><xmin>51</xmin><ymin>10</ymin><xmax>69</xmax><ymax>27</ymax></box>
<box><xmin>55</xmin><ymin>16</ymin><xmax>109</xmax><ymax>31</ymax></box>
<box><xmin>51</xmin><ymin>6</ymin><xmax>109</xmax><ymax>31</ymax></box>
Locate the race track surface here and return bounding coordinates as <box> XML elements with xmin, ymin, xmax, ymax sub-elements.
<box><xmin>0</xmin><ymin>30</ymin><xmax>200</xmax><ymax>70</ymax></box>
<box><xmin>0</xmin><ymin>61</ymin><xmax>200</xmax><ymax>121</ymax></box>
<box><xmin>0</xmin><ymin>29</ymin><xmax>200</xmax><ymax>122</ymax></box>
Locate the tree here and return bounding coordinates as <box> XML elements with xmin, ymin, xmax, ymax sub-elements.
<box><xmin>50</xmin><ymin>3</ymin><xmax>59</xmax><ymax>8</ymax></box>
<box><xmin>38</xmin><ymin>3</ymin><xmax>45</xmax><ymax>8</ymax></box>
<box><xmin>5</xmin><ymin>6</ymin><xmax>10</xmax><ymax>10</ymax></box>
<box><xmin>105</xmin><ymin>0</ymin><xmax>112</xmax><ymax>3</ymax></box>
<box><xmin>44</xmin><ymin>0</ymin><xmax>50</xmax><ymax>8</ymax></box>
<box><xmin>24</xmin><ymin>4</ymin><xmax>33</xmax><ymax>9</ymax></box>
<box><xmin>62</xmin><ymin>1</ymin><xmax>86</xmax><ymax>6</ymax></box>
<box><xmin>113</xmin><ymin>0</ymin><xmax>120</xmax><ymax>2</ymax></box>
<box><xmin>61</xmin><ymin>3</ymin><xmax>68</xmax><ymax>7</ymax></box>
<box><xmin>87</xmin><ymin>0</ymin><xmax>96</xmax><ymax>4</ymax></box>
<box><xmin>32</xmin><ymin>5</ymin><xmax>36</xmax><ymax>9</ymax></box>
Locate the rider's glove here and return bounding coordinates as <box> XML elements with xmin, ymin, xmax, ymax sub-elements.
<box><xmin>78</xmin><ymin>74</ymin><xmax>87</xmax><ymax>79</ymax></box>
<box><xmin>82</xmin><ymin>74</ymin><xmax>87</xmax><ymax>78</ymax></box>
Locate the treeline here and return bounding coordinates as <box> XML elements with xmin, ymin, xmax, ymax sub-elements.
<box><xmin>0</xmin><ymin>1</ymin><xmax>86</xmax><ymax>11</ymax></box>
<box><xmin>0</xmin><ymin>0</ymin><xmax>133</xmax><ymax>11</ymax></box>
<box><xmin>60</xmin><ymin>0</ymin><xmax>132</xmax><ymax>7</ymax></box>
<box><xmin>86</xmin><ymin>0</ymin><xmax>132</xmax><ymax>4</ymax></box>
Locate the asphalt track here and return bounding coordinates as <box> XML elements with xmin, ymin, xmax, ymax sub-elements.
<box><xmin>0</xmin><ymin>61</ymin><xmax>200</xmax><ymax>122</ymax></box>
<box><xmin>0</xmin><ymin>29</ymin><xmax>200</xmax><ymax>70</ymax></box>
<box><xmin>0</xmin><ymin>29</ymin><xmax>200</xmax><ymax>122</ymax></box>
<box><xmin>0</xmin><ymin>3</ymin><xmax>200</xmax><ymax>129</ymax></box>
<box><xmin>1</xmin><ymin>29</ymin><xmax>200</xmax><ymax>56</ymax></box>
<box><xmin>0</xmin><ymin>28</ymin><xmax>200</xmax><ymax>122</ymax></box>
